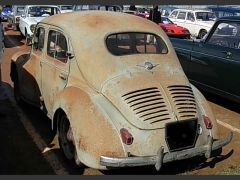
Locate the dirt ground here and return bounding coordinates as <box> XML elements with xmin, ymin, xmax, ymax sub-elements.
<box><xmin>0</xmin><ymin>22</ymin><xmax>240</xmax><ymax>175</ymax></box>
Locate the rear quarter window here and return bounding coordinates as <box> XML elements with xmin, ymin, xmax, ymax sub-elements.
<box><xmin>106</xmin><ymin>32</ymin><xmax>168</xmax><ymax>56</ymax></box>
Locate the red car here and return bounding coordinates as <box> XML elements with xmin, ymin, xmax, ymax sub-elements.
<box><xmin>159</xmin><ymin>17</ymin><xmax>191</xmax><ymax>39</ymax></box>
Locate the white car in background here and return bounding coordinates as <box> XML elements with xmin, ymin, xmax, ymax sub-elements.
<box><xmin>19</xmin><ymin>5</ymin><xmax>61</xmax><ymax>44</ymax></box>
<box><xmin>168</xmin><ymin>9</ymin><xmax>216</xmax><ymax>38</ymax></box>
<box><xmin>58</xmin><ymin>5</ymin><xmax>73</xmax><ymax>13</ymax></box>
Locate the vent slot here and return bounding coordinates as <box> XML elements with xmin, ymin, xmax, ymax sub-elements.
<box><xmin>168</xmin><ymin>85</ymin><xmax>197</xmax><ymax>120</ymax></box>
<box><xmin>122</xmin><ymin>87</ymin><xmax>171</xmax><ymax>127</ymax></box>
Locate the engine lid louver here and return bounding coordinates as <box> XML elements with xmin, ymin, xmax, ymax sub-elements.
<box><xmin>167</xmin><ymin>85</ymin><xmax>197</xmax><ymax>120</ymax></box>
<box><xmin>122</xmin><ymin>87</ymin><xmax>171</xmax><ymax>126</ymax></box>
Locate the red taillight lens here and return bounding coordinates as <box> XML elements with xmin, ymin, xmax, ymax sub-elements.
<box><xmin>203</xmin><ymin>115</ymin><xmax>213</xmax><ymax>129</ymax></box>
<box><xmin>120</xmin><ymin>128</ymin><xmax>134</xmax><ymax>145</ymax></box>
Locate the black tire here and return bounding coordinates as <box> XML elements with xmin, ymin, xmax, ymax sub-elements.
<box><xmin>58</xmin><ymin>114</ymin><xmax>84</xmax><ymax>167</ymax></box>
<box><xmin>58</xmin><ymin>115</ymin><xmax>75</xmax><ymax>160</ymax></box>
<box><xmin>198</xmin><ymin>29</ymin><xmax>207</xmax><ymax>39</ymax></box>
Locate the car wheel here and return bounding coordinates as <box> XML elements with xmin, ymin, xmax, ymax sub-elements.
<box><xmin>58</xmin><ymin>114</ymin><xmax>83</xmax><ymax>166</ymax></box>
<box><xmin>198</xmin><ymin>29</ymin><xmax>207</xmax><ymax>39</ymax></box>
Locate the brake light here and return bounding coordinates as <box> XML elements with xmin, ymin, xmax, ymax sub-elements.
<box><xmin>120</xmin><ymin>128</ymin><xmax>134</xmax><ymax>145</ymax></box>
<box><xmin>203</xmin><ymin>115</ymin><xmax>213</xmax><ymax>129</ymax></box>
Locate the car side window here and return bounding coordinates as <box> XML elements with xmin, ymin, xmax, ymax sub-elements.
<box><xmin>33</xmin><ymin>27</ymin><xmax>45</xmax><ymax>51</ymax></box>
<box><xmin>177</xmin><ymin>11</ymin><xmax>186</xmax><ymax>20</ymax></box>
<box><xmin>187</xmin><ymin>12</ymin><xmax>195</xmax><ymax>21</ymax></box>
<box><xmin>47</xmin><ymin>30</ymin><xmax>68</xmax><ymax>63</ymax></box>
<box><xmin>169</xmin><ymin>11</ymin><xmax>178</xmax><ymax>18</ymax></box>
<box><xmin>208</xmin><ymin>22</ymin><xmax>240</xmax><ymax>49</ymax></box>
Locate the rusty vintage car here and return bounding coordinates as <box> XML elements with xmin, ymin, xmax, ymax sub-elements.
<box><xmin>10</xmin><ymin>11</ymin><xmax>232</xmax><ymax>170</ymax></box>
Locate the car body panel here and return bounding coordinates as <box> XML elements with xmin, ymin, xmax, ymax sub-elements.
<box><xmin>10</xmin><ymin>11</ymin><xmax>231</xmax><ymax>170</ymax></box>
<box><xmin>170</xmin><ymin>16</ymin><xmax>240</xmax><ymax>102</ymax></box>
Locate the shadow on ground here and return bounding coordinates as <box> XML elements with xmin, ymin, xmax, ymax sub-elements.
<box><xmin>201</xmin><ymin>90</ymin><xmax>240</xmax><ymax>114</ymax></box>
<box><xmin>0</xmin><ymin>82</ymin><xmax>55</xmax><ymax>174</ymax></box>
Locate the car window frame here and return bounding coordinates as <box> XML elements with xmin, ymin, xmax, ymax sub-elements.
<box><xmin>105</xmin><ymin>31</ymin><xmax>169</xmax><ymax>56</ymax></box>
<box><xmin>169</xmin><ymin>10</ymin><xmax>179</xmax><ymax>19</ymax></box>
<box><xmin>207</xmin><ymin>20</ymin><xmax>240</xmax><ymax>49</ymax></box>
<box><xmin>205</xmin><ymin>20</ymin><xmax>237</xmax><ymax>41</ymax></box>
<box><xmin>33</xmin><ymin>26</ymin><xmax>46</xmax><ymax>52</ymax></box>
<box><xmin>177</xmin><ymin>11</ymin><xmax>187</xmax><ymax>20</ymax></box>
<box><xmin>186</xmin><ymin>12</ymin><xmax>195</xmax><ymax>21</ymax></box>
<box><xmin>46</xmin><ymin>28</ymin><xmax>69</xmax><ymax>64</ymax></box>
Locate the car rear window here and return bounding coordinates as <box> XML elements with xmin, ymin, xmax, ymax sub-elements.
<box><xmin>106</xmin><ymin>32</ymin><xmax>168</xmax><ymax>56</ymax></box>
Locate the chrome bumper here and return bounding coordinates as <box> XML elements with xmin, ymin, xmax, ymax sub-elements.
<box><xmin>100</xmin><ymin>132</ymin><xmax>233</xmax><ymax>171</ymax></box>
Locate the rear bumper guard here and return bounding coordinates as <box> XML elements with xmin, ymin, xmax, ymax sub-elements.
<box><xmin>100</xmin><ymin>132</ymin><xmax>233</xmax><ymax>171</ymax></box>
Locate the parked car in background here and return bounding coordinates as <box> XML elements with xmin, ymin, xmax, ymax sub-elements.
<box><xmin>1</xmin><ymin>6</ymin><xmax>12</xmax><ymax>21</ymax></box>
<box><xmin>159</xmin><ymin>16</ymin><xmax>191</xmax><ymax>39</ymax></box>
<box><xmin>10</xmin><ymin>11</ymin><xmax>232</xmax><ymax>170</ymax></box>
<box><xmin>169</xmin><ymin>9</ymin><xmax>216</xmax><ymax>38</ymax></box>
<box><xmin>170</xmin><ymin>16</ymin><xmax>240</xmax><ymax>103</ymax></box>
<box><xmin>58</xmin><ymin>5</ymin><xmax>73</xmax><ymax>13</ymax></box>
<box><xmin>73</xmin><ymin>5</ymin><xmax>123</xmax><ymax>12</ymax></box>
<box><xmin>208</xmin><ymin>5</ymin><xmax>240</xmax><ymax>18</ymax></box>
<box><xmin>19</xmin><ymin>5</ymin><xmax>61</xmax><ymax>44</ymax></box>
<box><xmin>7</xmin><ymin>5</ymin><xmax>25</xmax><ymax>30</ymax></box>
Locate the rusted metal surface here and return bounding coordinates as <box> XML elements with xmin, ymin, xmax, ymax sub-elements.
<box><xmin>10</xmin><ymin>11</ymin><xmax>232</xmax><ymax>170</ymax></box>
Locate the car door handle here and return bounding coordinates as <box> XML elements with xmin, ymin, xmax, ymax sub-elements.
<box><xmin>59</xmin><ymin>73</ymin><xmax>67</xmax><ymax>81</ymax></box>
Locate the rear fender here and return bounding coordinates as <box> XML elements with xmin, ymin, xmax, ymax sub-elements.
<box><xmin>53</xmin><ymin>87</ymin><xmax>125</xmax><ymax>169</ymax></box>
<box><xmin>191</xmin><ymin>84</ymin><xmax>219</xmax><ymax>139</ymax></box>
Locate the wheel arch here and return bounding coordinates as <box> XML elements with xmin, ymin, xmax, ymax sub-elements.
<box><xmin>52</xmin><ymin>86</ymin><xmax>125</xmax><ymax>169</ymax></box>
<box><xmin>191</xmin><ymin>84</ymin><xmax>219</xmax><ymax>139</ymax></box>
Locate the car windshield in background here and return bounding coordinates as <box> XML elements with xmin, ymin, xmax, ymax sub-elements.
<box><xmin>161</xmin><ymin>17</ymin><xmax>174</xmax><ymax>24</ymax></box>
<box><xmin>28</xmin><ymin>6</ymin><xmax>60</xmax><ymax>17</ymax></box>
<box><xmin>106</xmin><ymin>32</ymin><xmax>168</xmax><ymax>56</ymax></box>
<box><xmin>16</xmin><ymin>7</ymin><xmax>25</xmax><ymax>15</ymax></box>
<box><xmin>196</xmin><ymin>12</ymin><xmax>216</xmax><ymax>21</ymax></box>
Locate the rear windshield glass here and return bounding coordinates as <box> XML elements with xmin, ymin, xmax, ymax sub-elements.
<box><xmin>106</xmin><ymin>32</ymin><xmax>168</xmax><ymax>56</ymax></box>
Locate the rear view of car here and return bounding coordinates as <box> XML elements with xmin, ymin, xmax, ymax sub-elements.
<box><xmin>10</xmin><ymin>11</ymin><xmax>232</xmax><ymax>171</ymax></box>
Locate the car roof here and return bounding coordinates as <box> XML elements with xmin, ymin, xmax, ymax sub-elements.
<box><xmin>39</xmin><ymin>11</ymin><xmax>169</xmax><ymax>62</ymax></box>
<box><xmin>173</xmin><ymin>9</ymin><xmax>212</xmax><ymax>13</ymax></box>
<box><xmin>40</xmin><ymin>11</ymin><xmax>162</xmax><ymax>36</ymax></box>
<box><xmin>25</xmin><ymin>5</ymin><xmax>59</xmax><ymax>8</ymax></box>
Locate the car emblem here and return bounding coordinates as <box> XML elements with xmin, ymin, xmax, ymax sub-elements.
<box><xmin>137</xmin><ymin>61</ymin><xmax>159</xmax><ymax>70</ymax></box>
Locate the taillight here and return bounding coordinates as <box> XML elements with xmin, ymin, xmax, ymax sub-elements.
<box><xmin>120</xmin><ymin>128</ymin><xmax>134</xmax><ymax>145</ymax></box>
<box><xmin>203</xmin><ymin>115</ymin><xmax>213</xmax><ymax>129</ymax></box>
